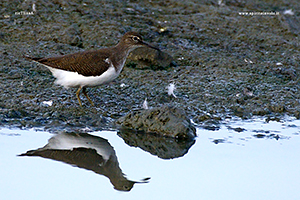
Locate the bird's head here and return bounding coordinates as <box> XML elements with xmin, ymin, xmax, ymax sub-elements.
<box><xmin>120</xmin><ymin>31</ymin><xmax>160</xmax><ymax>51</ymax></box>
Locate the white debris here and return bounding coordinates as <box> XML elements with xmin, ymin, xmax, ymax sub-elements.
<box><xmin>244</xmin><ymin>58</ymin><xmax>254</xmax><ymax>64</ymax></box>
<box><xmin>120</xmin><ymin>83</ymin><xmax>126</xmax><ymax>88</ymax></box>
<box><xmin>243</xmin><ymin>88</ymin><xmax>253</xmax><ymax>97</ymax></box>
<box><xmin>81</xmin><ymin>127</ymin><xmax>91</xmax><ymax>132</ymax></box>
<box><xmin>276</xmin><ymin>62</ymin><xmax>283</xmax><ymax>66</ymax></box>
<box><xmin>283</xmin><ymin>9</ymin><xmax>294</xmax><ymax>15</ymax></box>
<box><xmin>218</xmin><ymin>0</ymin><xmax>225</xmax><ymax>6</ymax></box>
<box><xmin>32</xmin><ymin>3</ymin><xmax>36</xmax><ymax>12</ymax></box>
<box><xmin>126</xmin><ymin>8</ymin><xmax>135</xmax><ymax>12</ymax></box>
<box><xmin>167</xmin><ymin>83</ymin><xmax>177</xmax><ymax>98</ymax></box>
<box><xmin>42</xmin><ymin>100</ymin><xmax>53</xmax><ymax>106</ymax></box>
<box><xmin>142</xmin><ymin>98</ymin><xmax>148</xmax><ymax>109</ymax></box>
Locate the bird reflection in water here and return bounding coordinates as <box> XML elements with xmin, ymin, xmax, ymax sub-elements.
<box><xmin>19</xmin><ymin>132</ymin><xmax>149</xmax><ymax>191</ymax></box>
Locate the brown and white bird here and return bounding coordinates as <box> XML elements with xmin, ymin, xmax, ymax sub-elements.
<box><xmin>24</xmin><ymin>31</ymin><xmax>159</xmax><ymax>106</ymax></box>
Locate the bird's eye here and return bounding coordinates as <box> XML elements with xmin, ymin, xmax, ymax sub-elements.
<box><xmin>132</xmin><ymin>36</ymin><xmax>139</xmax><ymax>42</ymax></box>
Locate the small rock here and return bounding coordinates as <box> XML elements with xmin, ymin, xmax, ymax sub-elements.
<box><xmin>116</xmin><ymin>106</ymin><xmax>196</xmax><ymax>140</ymax></box>
<box><xmin>283</xmin><ymin>15</ymin><xmax>300</xmax><ymax>35</ymax></box>
<box><xmin>273</xmin><ymin>67</ymin><xmax>297</xmax><ymax>80</ymax></box>
<box><xmin>212</xmin><ymin>138</ymin><xmax>226</xmax><ymax>144</ymax></box>
<box><xmin>127</xmin><ymin>47</ymin><xmax>176</xmax><ymax>69</ymax></box>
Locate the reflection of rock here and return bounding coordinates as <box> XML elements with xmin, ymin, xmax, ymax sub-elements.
<box><xmin>127</xmin><ymin>46</ymin><xmax>176</xmax><ymax>69</ymax></box>
<box><xmin>18</xmin><ymin>132</ymin><xmax>148</xmax><ymax>191</ymax></box>
<box><xmin>118</xmin><ymin>128</ymin><xmax>195</xmax><ymax>159</ymax></box>
<box><xmin>116</xmin><ymin>106</ymin><xmax>196</xmax><ymax>140</ymax></box>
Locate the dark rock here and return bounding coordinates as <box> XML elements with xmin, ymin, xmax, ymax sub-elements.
<box><xmin>253</xmin><ymin>133</ymin><xmax>282</xmax><ymax>140</ymax></box>
<box><xmin>116</xmin><ymin>106</ymin><xmax>196</xmax><ymax>140</ymax></box>
<box><xmin>127</xmin><ymin>47</ymin><xmax>176</xmax><ymax>69</ymax></box>
<box><xmin>227</xmin><ymin>126</ymin><xmax>246</xmax><ymax>132</ymax></box>
<box><xmin>5</xmin><ymin>109</ymin><xmax>29</xmax><ymax>119</ymax></box>
<box><xmin>283</xmin><ymin>15</ymin><xmax>300</xmax><ymax>35</ymax></box>
<box><xmin>273</xmin><ymin>67</ymin><xmax>297</xmax><ymax>81</ymax></box>
<box><xmin>212</xmin><ymin>138</ymin><xmax>226</xmax><ymax>144</ymax></box>
<box><xmin>0</xmin><ymin>32</ymin><xmax>6</xmax><ymax>42</ymax></box>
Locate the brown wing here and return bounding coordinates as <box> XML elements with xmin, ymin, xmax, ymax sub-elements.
<box><xmin>24</xmin><ymin>49</ymin><xmax>112</xmax><ymax>76</ymax></box>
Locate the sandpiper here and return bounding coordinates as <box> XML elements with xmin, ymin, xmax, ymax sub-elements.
<box><xmin>24</xmin><ymin>31</ymin><xmax>159</xmax><ymax>106</ymax></box>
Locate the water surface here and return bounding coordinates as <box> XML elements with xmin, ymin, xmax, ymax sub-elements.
<box><xmin>1</xmin><ymin>117</ymin><xmax>300</xmax><ymax>200</ymax></box>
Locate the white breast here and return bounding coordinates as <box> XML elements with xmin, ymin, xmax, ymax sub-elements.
<box><xmin>46</xmin><ymin>65</ymin><xmax>120</xmax><ymax>88</ymax></box>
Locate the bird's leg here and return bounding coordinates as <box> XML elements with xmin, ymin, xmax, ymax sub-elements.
<box><xmin>76</xmin><ymin>86</ymin><xmax>83</xmax><ymax>107</ymax></box>
<box><xmin>82</xmin><ymin>87</ymin><xmax>95</xmax><ymax>107</ymax></box>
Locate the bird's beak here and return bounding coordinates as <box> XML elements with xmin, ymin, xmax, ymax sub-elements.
<box><xmin>141</xmin><ymin>41</ymin><xmax>160</xmax><ymax>51</ymax></box>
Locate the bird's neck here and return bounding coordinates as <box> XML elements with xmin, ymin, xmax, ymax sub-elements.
<box><xmin>111</xmin><ymin>42</ymin><xmax>135</xmax><ymax>72</ymax></box>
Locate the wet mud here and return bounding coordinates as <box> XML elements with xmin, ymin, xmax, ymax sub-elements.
<box><xmin>1</xmin><ymin>0</ymin><xmax>300</xmax><ymax>132</ymax></box>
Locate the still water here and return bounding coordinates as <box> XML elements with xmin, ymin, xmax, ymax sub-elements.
<box><xmin>1</xmin><ymin>117</ymin><xmax>300</xmax><ymax>200</ymax></box>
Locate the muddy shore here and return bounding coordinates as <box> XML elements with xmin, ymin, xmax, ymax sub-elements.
<box><xmin>1</xmin><ymin>0</ymin><xmax>300</xmax><ymax>132</ymax></box>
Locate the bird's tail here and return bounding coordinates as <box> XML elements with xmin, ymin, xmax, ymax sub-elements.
<box><xmin>23</xmin><ymin>55</ymin><xmax>43</xmax><ymax>61</ymax></box>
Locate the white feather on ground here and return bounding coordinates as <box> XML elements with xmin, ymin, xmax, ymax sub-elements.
<box><xmin>42</xmin><ymin>100</ymin><xmax>53</xmax><ymax>106</ymax></box>
<box><xmin>167</xmin><ymin>83</ymin><xmax>177</xmax><ymax>98</ymax></box>
<box><xmin>142</xmin><ymin>98</ymin><xmax>148</xmax><ymax>109</ymax></box>
<box><xmin>283</xmin><ymin>9</ymin><xmax>294</xmax><ymax>15</ymax></box>
<box><xmin>32</xmin><ymin>3</ymin><xmax>36</xmax><ymax>12</ymax></box>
